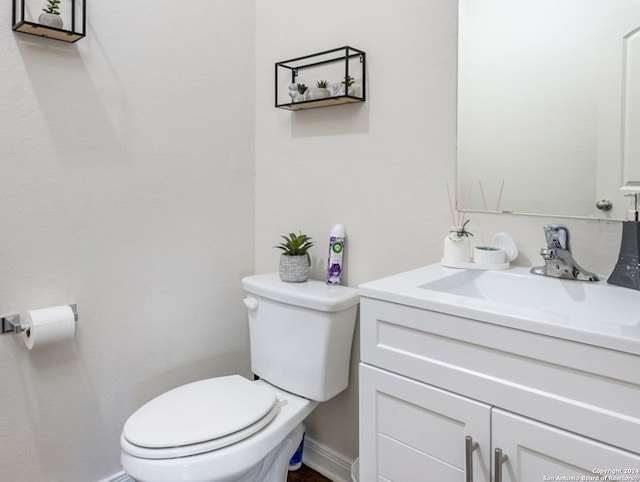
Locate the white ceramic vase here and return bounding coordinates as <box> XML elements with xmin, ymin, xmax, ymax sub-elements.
<box><xmin>443</xmin><ymin>227</ymin><xmax>471</xmax><ymax>264</ymax></box>
<box><xmin>39</xmin><ymin>13</ymin><xmax>63</xmax><ymax>28</ymax></box>
<box><xmin>310</xmin><ymin>88</ymin><xmax>331</xmax><ymax>100</ymax></box>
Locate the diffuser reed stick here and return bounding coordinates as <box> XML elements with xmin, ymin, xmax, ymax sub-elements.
<box><xmin>495</xmin><ymin>180</ymin><xmax>505</xmax><ymax>212</ymax></box>
<box><xmin>446</xmin><ymin>180</ymin><xmax>456</xmax><ymax>227</ymax></box>
<box><xmin>478</xmin><ymin>180</ymin><xmax>488</xmax><ymax>211</ymax></box>
<box><xmin>457</xmin><ymin>181</ymin><xmax>473</xmax><ymax>227</ymax></box>
<box><xmin>446</xmin><ymin>180</ymin><xmax>473</xmax><ymax>228</ymax></box>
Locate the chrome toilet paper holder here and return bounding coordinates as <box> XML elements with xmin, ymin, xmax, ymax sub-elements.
<box><xmin>1</xmin><ymin>304</ymin><xmax>78</xmax><ymax>335</ymax></box>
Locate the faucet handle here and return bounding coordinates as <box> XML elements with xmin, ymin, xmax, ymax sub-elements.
<box><xmin>543</xmin><ymin>224</ymin><xmax>570</xmax><ymax>251</ymax></box>
<box><xmin>539</xmin><ymin>247</ymin><xmax>554</xmax><ymax>260</ymax></box>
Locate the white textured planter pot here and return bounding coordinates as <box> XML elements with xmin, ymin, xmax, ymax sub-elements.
<box><xmin>310</xmin><ymin>88</ymin><xmax>331</xmax><ymax>100</ymax></box>
<box><xmin>279</xmin><ymin>254</ymin><xmax>310</xmax><ymax>283</ymax></box>
<box><xmin>39</xmin><ymin>13</ymin><xmax>63</xmax><ymax>28</ymax></box>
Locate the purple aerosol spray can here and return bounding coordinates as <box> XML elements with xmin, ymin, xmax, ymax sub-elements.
<box><xmin>326</xmin><ymin>224</ymin><xmax>346</xmax><ymax>285</ymax></box>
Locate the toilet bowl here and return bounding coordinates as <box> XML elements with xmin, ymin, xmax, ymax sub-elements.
<box><xmin>121</xmin><ymin>377</ymin><xmax>317</xmax><ymax>482</ymax></box>
<box><xmin>120</xmin><ymin>274</ymin><xmax>359</xmax><ymax>482</ymax></box>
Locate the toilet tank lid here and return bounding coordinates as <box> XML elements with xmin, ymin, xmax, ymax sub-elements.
<box><xmin>242</xmin><ymin>273</ymin><xmax>359</xmax><ymax>312</ymax></box>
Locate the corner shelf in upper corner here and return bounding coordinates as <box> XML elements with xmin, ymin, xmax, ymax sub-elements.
<box><xmin>277</xmin><ymin>95</ymin><xmax>364</xmax><ymax>111</ymax></box>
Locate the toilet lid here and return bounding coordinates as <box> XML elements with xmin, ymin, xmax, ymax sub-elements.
<box><xmin>123</xmin><ymin>375</ymin><xmax>278</xmax><ymax>453</ymax></box>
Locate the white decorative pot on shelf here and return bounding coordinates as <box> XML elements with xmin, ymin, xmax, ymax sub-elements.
<box><xmin>333</xmin><ymin>84</ymin><xmax>356</xmax><ymax>97</ymax></box>
<box><xmin>310</xmin><ymin>88</ymin><xmax>331</xmax><ymax>100</ymax></box>
<box><xmin>38</xmin><ymin>13</ymin><xmax>63</xmax><ymax>28</ymax></box>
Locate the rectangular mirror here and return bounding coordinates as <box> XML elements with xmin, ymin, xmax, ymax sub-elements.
<box><xmin>457</xmin><ymin>0</ymin><xmax>640</xmax><ymax>220</ymax></box>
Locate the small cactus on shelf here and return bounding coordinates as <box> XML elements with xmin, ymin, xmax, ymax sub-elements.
<box><xmin>315</xmin><ymin>80</ymin><xmax>329</xmax><ymax>89</ymax></box>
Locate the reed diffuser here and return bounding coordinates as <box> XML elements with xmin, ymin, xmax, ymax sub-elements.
<box><xmin>443</xmin><ymin>181</ymin><xmax>474</xmax><ymax>265</ymax></box>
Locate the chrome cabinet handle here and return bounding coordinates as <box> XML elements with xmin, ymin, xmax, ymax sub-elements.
<box><xmin>494</xmin><ymin>448</ymin><xmax>507</xmax><ymax>482</ymax></box>
<box><xmin>465</xmin><ymin>436</ymin><xmax>479</xmax><ymax>482</ymax></box>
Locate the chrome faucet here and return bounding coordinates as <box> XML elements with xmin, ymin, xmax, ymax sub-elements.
<box><xmin>530</xmin><ymin>224</ymin><xmax>599</xmax><ymax>281</ymax></box>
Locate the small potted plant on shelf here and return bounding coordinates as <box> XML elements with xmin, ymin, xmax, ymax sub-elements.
<box><xmin>287</xmin><ymin>83</ymin><xmax>309</xmax><ymax>103</ymax></box>
<box><xmin>39</xmin><ymin>0</ymin><xmax>63</xmax><ymax>28</ymax></box>
<box><xmin>274</xmin><ymin>232</ymin><xmax>315</xmax><ymax>282</ymax></box>
<box><xmin>296</xmin><ymin>83</ymin><xmax>308</xmax><ymax>102</ymax></box>
<box><xmin>341</xmin><ymin>75</ymin><xmax>356</xmax><ymax>96</ymax></box>
<box><xmin>310</xmin><ymin>80</ymin><xmax>331</xmax><ymax>100</ymax></box>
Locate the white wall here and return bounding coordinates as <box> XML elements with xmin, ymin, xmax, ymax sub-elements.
<box><xmin>0</xmin><ymin>1</ymin><xmax>255</xmax><ymax>480</ymax></box>
<box><xmin>255</xmin><ymin>0</ymin><xmax>624</xmax><ymax>465</ymax></box>
<box><xmin>0</xmin><ymin>0</ymin><xmax>627</xmax><ymax>479</ymax></box>
<box><xmin>255</xmin><ymin>0</ymin><xmax>459</xmax><ymax>461</ymax></box>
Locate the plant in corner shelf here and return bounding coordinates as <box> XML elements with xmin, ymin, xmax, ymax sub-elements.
<box><xmin>39</xmin><ymin>0</ymin><xmax>63</xmax><ymax>28</ymax></box>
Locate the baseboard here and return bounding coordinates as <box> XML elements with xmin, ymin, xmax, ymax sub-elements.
<box><xmin>98</xmin><ymin>471</ymin><xmax>133</xmax><ymax>482</ymax></box>
<box><xmin>302</xmin><ymin>436</ymin><xmax>355</xmax><ymax>482</ymax></box>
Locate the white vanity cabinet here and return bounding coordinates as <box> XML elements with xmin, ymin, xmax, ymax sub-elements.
<box><xmin>360</xmin><ymin>364</ymin><xmax>491</xmax><ymax>481</ymax></box>
<box><xmin>359</xmin><ymin>295</ymin><xmax>640</xmax><ymax>482</ymax></box>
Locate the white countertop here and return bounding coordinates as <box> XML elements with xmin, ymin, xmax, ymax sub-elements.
<box><xmin>358</xmin><ymin>263</ymin><xmax>640</xmax><ymax>355</ymax></box>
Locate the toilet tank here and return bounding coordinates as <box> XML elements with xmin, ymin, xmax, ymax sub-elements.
<box><xmin>241</xmin><ymin>273</ymin><xmax>359</xmax><ymax>402</ymax></box>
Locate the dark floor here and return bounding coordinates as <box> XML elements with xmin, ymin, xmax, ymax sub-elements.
<box><xmin>287</xmin><ymin>464</ymin><xmax>333</xmax><ymax>482</ymax></box>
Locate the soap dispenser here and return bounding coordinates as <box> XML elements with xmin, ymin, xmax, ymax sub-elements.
<box><xmin>607</xmin><ymin>192</ymin><xmax>640</xmax><ymax>290</ymax></box>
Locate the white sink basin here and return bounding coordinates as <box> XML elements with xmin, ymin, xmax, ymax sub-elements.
<box><xmin>358</xmin><ymin>264</ymin><xmax>640</xmax><ymax>354</ymax></box>
<box><xmin>419</xmin><ymin>268</ymin><xmax>640</xmax><ymax>327</ymax></box>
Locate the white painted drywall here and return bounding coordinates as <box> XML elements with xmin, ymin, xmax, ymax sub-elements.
<box><xmin>255</xmin><ymin>0</ymin><xmax>624</xmax><ymax>463</ymax></box>
<box><xmin>0</xmin><ymin>0</ymin><xmax>626</xmax><ymax>479</ymax></box>
<box><xmin>0</xmin><ymin>1</ymin><xmax>255</xmax><ymax>480</ymax></box>
<box><xmin>255</xmin><ymin>0</ymin><xmax>459</xmax><ymax>460</ymax></box>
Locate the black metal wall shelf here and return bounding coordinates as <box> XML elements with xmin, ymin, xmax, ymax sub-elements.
<box><xmin>275</xmin><ymin>46</ymin><xmax>366</xmax><ymax>111</ymax></box>
<box><xmin>13</xmin><ymin>0</ymin><xmax>86</xmax><ymax>43</ymax></box>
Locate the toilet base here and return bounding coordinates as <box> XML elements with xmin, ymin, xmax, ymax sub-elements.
<box><xmin>248</xmin><ymin>423</ymin><xmax>305</xmax><ymax>482</ymax></box>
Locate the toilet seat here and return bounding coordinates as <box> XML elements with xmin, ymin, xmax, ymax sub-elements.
<box><xmin>121</xmin><ymin>375</ymin><xmax>281</xmax><ymax>459</ymax></box>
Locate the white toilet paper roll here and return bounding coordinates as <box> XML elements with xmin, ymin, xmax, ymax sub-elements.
<box><xmin>22</xmin><ymin>305</ymin><xmax>75</xmax><ymax>350</ymax></box>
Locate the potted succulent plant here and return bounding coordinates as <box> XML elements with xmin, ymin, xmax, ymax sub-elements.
<box><xmin>274</xmin><ymin>232</ymin><xmax>315</xmax><ymax>282</ymax></box>
<box><xmin>341</xmin><ymin>75</ymin><xmax>356</xmax><ymax>96</ymax></box>
<box><xmin>39</xmin><ymin>0</ymin><xmax>63</xmax><ymax>28</ymax></box>
<box><xmin>296</xmin><ymin>83</ymin><xmax>309</xmax><ymax>102</ymax></box>
<box><xmin>310</xmin><ymin>80</ymin><xmax>331</xmax><ymax>100</ymax></box>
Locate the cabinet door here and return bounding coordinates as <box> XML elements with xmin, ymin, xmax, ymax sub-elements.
<box><xmin>360</xmin><ymin>364</ymin><xmax>491</xmax><ymax>482</ymax></box>
<box><xmin>492</xmin><ymin>409</ymin><xmax>640</xmax><ymax>482</ymax></box>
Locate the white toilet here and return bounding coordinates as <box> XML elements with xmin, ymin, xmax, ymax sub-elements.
<box><xmin>120</xmin><ymin>273</ymin><xmax>359</xmax><ymax>482</ymax></box>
